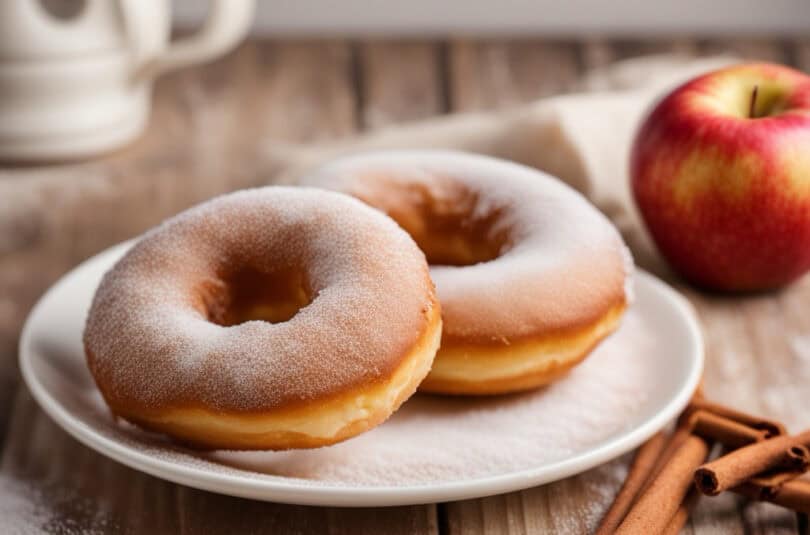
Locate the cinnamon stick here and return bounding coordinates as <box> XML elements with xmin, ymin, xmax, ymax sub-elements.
<box><xmin>616</xmin><ymin>435</ymin><xmax>710</xmax><ymax>534</ymax></box>
<box><xmin>594</xmin><ymin>431</ymin><xmax>669</xmax><ymax>535</ymax></box>
<box><xmin>736</xmin><ymin>470</ymin><xmax>810</xmax><ymax>508</ymax></box>
<box><xmin>695</xmin><ymin>430</ymin><xmax>810</xmax><ymax>496</ymax></box>
<box><xmin>645</xmin><ymin>425</ymin><xmax>692</xmax><ymax>488</ymax></box>
<box><xmin>735</xmin><ymin>479</ymin><xmax>810</xmax><ymax>514</ymax></box>
<box><xmin>749</xmin><ymin>468</ymin><xmax>807</xmax><ymax>489</ymax></box>
<box><xmin>661</xmin><ymin>490</ymin><xmax>700</xmax><ymax>535</ymax></box>
<box><xmin>687</xmin><ymin>399</ymin><xmax>785</xmax><ymax>437</ymax></box>
<box><xmin>766</xmin><ymin>480</ymin><xmax>810</xmax><ymax>513</ymax></box>
<box><xmin>689</xmin><ymin>410</ymin><xmax>768</xmax><ymax>448</ymax></box>
<box><xmin>624</xmin><ymin>390</ymin><xmax>701</xmax><ymax>505</ymax></box>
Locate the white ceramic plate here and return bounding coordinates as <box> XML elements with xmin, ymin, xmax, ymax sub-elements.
<box><xmin>20</xmin><ymin>242</ymin><xmax>703</xmax><ymax>507</ymax></box>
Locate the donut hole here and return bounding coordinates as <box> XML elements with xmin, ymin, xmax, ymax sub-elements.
<box><xmin>205</xmin><ymin>267</ymin><xmax>312</xmax><ymax>326</ymax></box>
<box><xmin>354</xmin><ymin>180</ymin><xmax>510</xmax><ymax>267</ymax></box>
<box><xmin>409</xmin><ymin>209</ymin><xmax>507</xmax><ymax>267</ymax></box>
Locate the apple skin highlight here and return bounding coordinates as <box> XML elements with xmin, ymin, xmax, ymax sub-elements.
<box><xmin>631</xmin><ymin>63</ymin><xmax>810</xmax><ymax>291</ymax></box>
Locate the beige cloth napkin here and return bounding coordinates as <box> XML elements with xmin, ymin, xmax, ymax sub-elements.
<box><xmin>264</xmin><ymin>54</ymin><xmax>737</xmax><ymax>271</ymax></box>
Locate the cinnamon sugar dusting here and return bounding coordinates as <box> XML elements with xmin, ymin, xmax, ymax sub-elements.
<box><xmin>303</xmin><ymin>150</ymin><xmax>634</xmax><ymax>343</ymax></box>
<box><xmin>72</xmin><ymin>307</ymin><xmax>655</xmax><ymax>487</ymax></box>
<box><xmin>83</xmin><ymin>187</ymin><xmax>436</xmax><ymax>414</ymax></box>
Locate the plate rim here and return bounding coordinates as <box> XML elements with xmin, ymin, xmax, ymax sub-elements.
<box><xmin>19</xmin><ymin>242</ymin><xmax>704</xmax><ymax>507</ymax></box>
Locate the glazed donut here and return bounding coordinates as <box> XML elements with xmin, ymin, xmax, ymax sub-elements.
<box><xmin>303</xmin><ymin>150</ymin><xmax>633</xmax><ymax>395</ymax></box>
<box><xmin>84</xmin><ymin>187</ymin><xmax>442</xmax><ymax>450</ymax></box>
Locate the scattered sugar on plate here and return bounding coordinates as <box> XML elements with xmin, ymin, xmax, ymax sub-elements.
<box><xmin>66</xmin><ymin>306</ymin><xmax>657</xmax><ymax>488</ymax></box>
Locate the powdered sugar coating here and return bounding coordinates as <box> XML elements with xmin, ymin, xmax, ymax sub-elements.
<box><xmin>27</xmin><ymin>244</ymin><xmax>699</xmax><ymax>516</ymax></box>
<box><xmin>83</xmin><ymin>187</ymin><xmax>436</xmax><ymax>413</ymax></box>
<box><xmin>73</xmin><ymin>306</ymin><xmax>655</xmax><ymax>489</ymax></box>
<box><xmin>211</xmin><ymin>316</ymin><xmax>649</xmax><ymax>484</ymax></box>
<box><xmin>303</xmin><ymin>150</ymin><xmax>633</xmax><ymax>344</ymax></box>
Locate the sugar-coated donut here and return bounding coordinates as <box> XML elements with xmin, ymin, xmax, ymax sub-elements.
<box><xmin>303</xmin><ymin>150</ymin><xmax>633</xmax><ymax>395</ymax></box>
<box><xmin>84</xmin><ymin>187</ymin><xmax>442</xmax><ymax>450</ymax></box>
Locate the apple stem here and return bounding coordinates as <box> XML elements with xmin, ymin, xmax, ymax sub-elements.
<box><xmin>749</xmin><ymin>85</ymin><xmax>759</xmax><ymax>118</ymax></box>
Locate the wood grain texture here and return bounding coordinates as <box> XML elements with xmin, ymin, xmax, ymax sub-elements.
<box><xmin>3</xmin><ymin>388</ymin><xmax>436</xmax><ymax>535</ymax></box>
<box><xmin>447</xmin><ymin>39</ymin><xmax>580</xmax><ymax>110</ymax></box>
<box><xmin>440</xmin><ymin>38</ymin><xmax>810</xmax><ymax>535</ymax></box>
<box><xmin>0</xmin><ymin>39</ymin><xmax>436</xmax><ymax>534</ymax></box>
<box><xmin>441</xmin><ymin>38</ymin><xmax>632</xmax><ymax>535</ymax></box>
<box><xmin>0</xmin><ymin>40</ymin><xmax>358</xmax><ymax>437</ymax></box>
<box><xmin>675</xmin><ymin>39</ymin><xmax>806</xmax><ymax>535</ymax></box>
<box><xmin>581</xmin><ymin>37</ymin><xmax>810</xmax><ymax>535</ymax></box>
<box><xmin>581</xmin><ymin>38</ymin><xmax>699</xmax><ymax>71</ymax></box>
<box><xmin>445</xmin><ymin>462</ymin><xmax>629</xmax><ymax>535</ymax></box>
<box><xmin>699</xmin><ymin>39</ymin><xmax>790</xmax><ymax>63</ymax></box>
<box><xmin>356</xmin><ymin>41</ymin><xmax>446</xmax><ymax>128</ymax></box>
<box><xmin>2</xmin><ymin>37</ymin><xmax>810</xmax><ymax>534</ymax></box>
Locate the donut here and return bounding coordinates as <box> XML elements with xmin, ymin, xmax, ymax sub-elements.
<box><xmin>83</xmin><ymin>187</ymin><xmax>442</xmax><ymax>450</ymax></box>
<box><xmin>303</xmin><ymin>150</ymin><xmax>633</xmax><ymax>395</ymax></box>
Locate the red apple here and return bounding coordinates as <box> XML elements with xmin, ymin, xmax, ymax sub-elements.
<box><xmin>631</xmin><ymin>63</ymin><xmax>810</xmax><ymax>291</ymax></box>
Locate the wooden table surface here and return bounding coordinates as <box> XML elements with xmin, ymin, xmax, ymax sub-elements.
<box><xmin>2</xmin><ymin>37</ymin><xmax>810</xmax><ymax>534</ymax></box>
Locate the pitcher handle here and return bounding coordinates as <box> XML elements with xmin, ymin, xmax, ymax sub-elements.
<box><xmin>126</xmin><ymin>0</ymin><xmax>255</xmax><ymax>81</ymax></box>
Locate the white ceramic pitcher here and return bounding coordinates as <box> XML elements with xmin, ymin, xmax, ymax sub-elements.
<box><xmin>0</xmin><ymin>0</ymin><xmax>255</xmax><ymax>161</ymax></box>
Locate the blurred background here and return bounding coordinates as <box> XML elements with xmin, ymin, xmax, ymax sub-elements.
<box><xmin>2</xmin><ymin>1</ymin><xmax>810</xmax><ymax>532</ymax></box>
